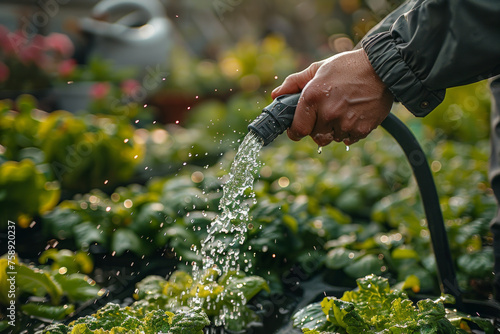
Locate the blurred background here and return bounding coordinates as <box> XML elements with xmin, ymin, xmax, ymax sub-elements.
<box><xmin>1</xmin><ymin>1</ymin><xmax>498</xmax><ymax>332</ymax></box>
<box><xmin>1</xmin><ymin>0</ymin><xmax>402</xmax><ymax>57</ymax></box>
<box><xmin>0</xmin><ymin>0</ymin><xmax>405</xmax><ymax>111</ymax></box>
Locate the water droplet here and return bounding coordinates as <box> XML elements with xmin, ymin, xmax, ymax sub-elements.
<box><xmin>317</xmin><ymin>146</ymin><xmax>323</xmax><ymax>154</ymax></box>
<box><xmin>346</xmin><ymin>145</ymin><xmax>350</xmax><ymax>152</ymax></box>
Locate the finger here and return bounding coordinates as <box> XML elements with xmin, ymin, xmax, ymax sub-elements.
<box><xmin>271</xmin><ymin>62</ymin><xmax>322</xmax><ymax>99</ymax></box>
<box><xmin>287</xmin><ymin>93</ymin><xmax>317</xmax><ymax>141</ymax></box>
<box><xmin>312</xmin><ymin>131</ymin><xmax>335</xmax><ymax>147</ymax></box>
<box><xmin>331</xmin><ymin>124</ymin><xmax>348</xmax><ymax>142</ymax></box>
<box><xmin>271</xmin><ymin>74</ymin><xmax>304</xmax><ymax>99</ymax></box>
<box><xmin>343</xmin><ymin>137</ymin><xmax>360</xmax><ymax>146</ymax></box>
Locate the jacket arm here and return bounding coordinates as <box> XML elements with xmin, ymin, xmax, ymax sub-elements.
<box><xmin>361</xmin><ymin>0</ymin><xmax>500</xmax><ymax>116</ymax></box>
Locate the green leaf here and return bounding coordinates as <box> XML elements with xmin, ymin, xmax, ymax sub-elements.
<box><xmin>69</xmin><ymin>323</ymin><xmax>94</xmax><ymax>334</ymax></box>
<box><xmin>143</xmin><ymin>309</ymin><xmax>174</xmax><ymax>334</ymax></box>
<box><xmin>41</xmin><ymin>323</ymin><xmax>69</xmax><ymax>334</ymax></box>
<box><xmin>292</xmin><ymin>302</ymin><xmax>328</xmax><ymax>330</ymax></box>
<box><xmin>0</xmin><ymin>258</ymin><xmax>12</xmax><ymax>305</ymax></box>
<box><xmin>73</xmin><ymin>221</ymin><xmax>106</xmax><ymax>249</ymax></box>
<box><xmin>390</xmin><ymin>298</ymin><xmax>417</xmax><ymax>325</ymax></box>
<box><xmin>224</xmin><ymin>275</ymin><xmax>270</xmax><ymax>301</ymax></box>
<box><xmin>16</xmin><ymin>263</ymin><xmax>63</xmax><ymax>305</ymax></box>
<box><xmin>325</xmin><ymin>247</ymin><xmax>360</xmax><ymax>270</ymax></box>
<box><xmin>135</xmin><ymin>275</ymin><xmax>166</xmax><ymax>299</ymax></box>
<box><xmin>70</xmin><ymin>303</ymin><xmax>130</xmax><ymax>331</ymax></box>
<box><xmin>53</xmin><ymin>273</ymin><xmax>100</xmax><ymax>302</ymax></box>
<box><xmin>39</xmin><ymin>249</ymin><xmax>94</xmax><ymax>275</ymax></box>
<box><xmin>416</xmin><ymin>299</ymin><xmax>446</xmax><ymax>323</ymax></box>
<box><xmin>0</xmin><ymin>320</ymin><xmax>10</xmax><ymax>332</ymax></box>
<box><xmin>43</xmin><ymin>207</ymin><xmax>82</xmax><ymax>240</ymax></box>
<box><xmin>344</xmin><ymin>254</ymin><xmax>383</xmax><ymax>278</ymax></box>
<box><xmin>283</xmin><ymin>214</ymin><xmax>299</xmax><ymax>233</ymax></box>
<box><xmin>391</xmin><ymin>247</ymin><xmax>420</xmax><ymax>260</ymax></box>
<box><xmin>457</xmin><ymin>250</ymin><xmax>494</xmax><ymax>277</ymax></box>
<box><xmin>111</xmin><ymin>228</ymin><xmax>144</xmax><ymax>256</ymax></box>
<box><xmin>169</xmin><ymin>307</ymin><xmax>210</xmax><ymax>334</ymax></box>
<box><xmin>21</xmin><ymin>303</ymin><xmax>75</xmax><ymax>320</ymax></box>
<box><xmin>400</xmin><ymin>274</ymin><xmax>421</xmax><ymax>293</ymax></box>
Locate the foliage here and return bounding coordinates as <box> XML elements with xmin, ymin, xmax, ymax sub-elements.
<box><xmin>292</xmin><ymin>274</ymin><xmax>495</xmax><ymax>334</ymax></box>
<box><xmin>0</xmin><ymin>250</ymin><xmax>100</xmax><ymax>326</ymax></box>
<box><xmin>54</xmin><ymin>56</ymin><xmax>136</xmax><ymax>85</ymax></box>
<box><xmin>421</xmin><ymin>81</ymin><xmax>491</xmax><ymax>142</ymax></box>
<box><xmin>159</xmin><ymin>34</ymin><xmax>298</xmax><ymax>96</ymax></box>
<box><xmin>43</xmin><ymin>303</ymin><xmax>209</xmax><ymax>334</ymax></box>
<box><xmin>0</xmin><ymin>159</ymin><xmax>60</xmax><ymax>229</ymax></box>
<box><xmin>41</xmin><ymin>173</ymin><xmax>219</xmax><ymax>257</ymax></box>
<box><xmin>0</xmin><ymin>95</ymin><xmax>143</xmax><ymax>194</ymax></box>
<box><xmin>42</xmin><ymin>270</ymin><xmax>267</xmax><ymax>333</ymax></box>
<box><xmin>133</xmin><ymin>270</ymin><xmax>269</xmax><ymax>331</ymax></box>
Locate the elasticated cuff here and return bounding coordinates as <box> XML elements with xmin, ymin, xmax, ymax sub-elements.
<box><xmin>361</xmin><ymin>32</ymin><xmax>445</xmax><ymax>117</ymax></box>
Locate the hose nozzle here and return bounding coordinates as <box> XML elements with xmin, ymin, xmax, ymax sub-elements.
<box><xmin>248</xmin><ymin>93</ymin><xmax>300</xmax><ymax>146</ymax></box>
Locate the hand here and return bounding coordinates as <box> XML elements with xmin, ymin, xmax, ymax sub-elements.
<box><xmin>271</xmin><ymin>49</ymin><xmax>394</xmax><ymax>146</ymax></box>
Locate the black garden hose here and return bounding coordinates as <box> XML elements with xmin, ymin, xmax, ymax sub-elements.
<box><xmin>380</xmin><ymin>114</ymin><xmax>464</xmax><ymax>310</ymax></box>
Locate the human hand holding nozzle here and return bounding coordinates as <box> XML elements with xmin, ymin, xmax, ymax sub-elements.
<box><xmin>269</xmin><ymin>49</ymin><xmax>394</xmax><ymax>147</ymax></box>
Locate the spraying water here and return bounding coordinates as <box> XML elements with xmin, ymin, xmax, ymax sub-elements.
<box><xmin>191</xmin><ymin>131</ymin><xmax>264</xmax><ymax>325</ymax></box>
<box><xmin>189</xmin><ymin>94</ymin><xmax>299</xmax><ymax>326</ymax></box>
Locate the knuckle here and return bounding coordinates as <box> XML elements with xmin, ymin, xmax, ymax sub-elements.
<box><xmin>282</xmin><ymin>74</ymin><xmax>295</xmax><ymax>85</ymax></box>
<box><xmin>300</xmin><ymin>88</ymin><xmax>320</xmax><ymax>102</ymax></box>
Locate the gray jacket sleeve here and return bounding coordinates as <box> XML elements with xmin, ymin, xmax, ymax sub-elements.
<box><xmin>361</xmin><ymin>0</ymin><xmax>500</xmax><ymax>117</ymax></box>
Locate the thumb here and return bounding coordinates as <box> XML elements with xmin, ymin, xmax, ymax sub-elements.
<box><xmin>271</xmin><ymin>61</ymin><xmax>322</xmax><ymax>99</ymax></box>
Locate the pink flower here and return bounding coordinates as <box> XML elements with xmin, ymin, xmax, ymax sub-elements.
<box><xmin>58</xmin><ymin>58</ymin><xmax>77</xmax><ymax>78</ymax></box>
<box><xmin>0</xmin><ymin>25</ymin><xmax>11</xmax><ymax>51</ymax></box>
<box><xmin>18</xmin><ymin>42</ymin><xmax>44</xmax><ymax>65</ymax></box>
<box><xmin>0</xmin><ymin>29</ymin><xmax>24</xmax><ymax>55</ymax></box>
<box><xmin>90</xmin><ymin>82</ymin><xmax>111</xmax><ymax>100</ymax></box>
<box><xmin>0</xmin><ymin>61</ymin><xmax>9</xmax><ymax>82</ymax></box>
<box><xmin>120</xmin><ymin>79</ymin><xmax>141</xmax><ymax>96</ymax></box>
<box><xmin>45</xmin><ymin>33</ymin><xmax>74</xmax><ymax>58</ymax></box>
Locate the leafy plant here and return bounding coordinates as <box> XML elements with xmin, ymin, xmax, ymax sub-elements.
<box><xmin>133</xmin><ymin>270</ymin><xmax>269</xmax><ymax>331</ymax></box>
<box><xmin>0</xmin><ymin>250</ymin><xmax>101</xmax><ymax>327</ymax></box>
<box><xmin>0</xmin><ymin>94</ymin><xmax>144</xmax><ymax>193</ymax></box>
<box><xmin>42</xmin><ymin>270</ymin><xmax>268</xmax><ymax>333</ymax></box>
<box><xmin>0</xmin><ymin>159</ymin><xmax>60</xmax><ymax>229</ymax></box>
<box><xmin>43</xmin><ymin>303</ymin><xmax>209</xmax><ymax>334</ymax></box>
<box><xmin>292</xmin><ymin>274</ymin><xmax>496</xmax><ymax>333</ymax></box>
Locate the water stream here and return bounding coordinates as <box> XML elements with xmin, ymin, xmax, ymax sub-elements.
<box><xmin>191</xmin><ymin>131</ymin><xmax>264</xmax><ymax>325</ymax></box>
